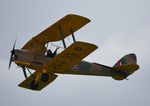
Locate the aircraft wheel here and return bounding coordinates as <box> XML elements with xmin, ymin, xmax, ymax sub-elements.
<box><xmin>41</xmin><ymin>73</ymin><xmax>49</xmax><ymax>82</ymax></box>
<box><xmin>30</xmin><ymin>81</ymin><xmax>38</xmax><ymax>90</ymax></box>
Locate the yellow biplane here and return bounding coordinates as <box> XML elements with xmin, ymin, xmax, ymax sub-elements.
<box><xmin>9</xmin><ymin>14</ymin><xmax>140</xmax><ymax>91</ymax></box>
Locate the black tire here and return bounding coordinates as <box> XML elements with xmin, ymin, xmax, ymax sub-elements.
<box><xmin>30</xmin><ymin>81</ymin><xmax>38</xmax><ymax>90</ymax></box>
<box><xmin>41</xmin><ymin>73</ymin><xmax>49</xmax><ymax>82</ymax></box>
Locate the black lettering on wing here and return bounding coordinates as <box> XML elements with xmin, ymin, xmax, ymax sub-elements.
<box><xmin>62</xmin><ymin>53</ymin><xmax>80</xmax><ymax>61</ymax></box>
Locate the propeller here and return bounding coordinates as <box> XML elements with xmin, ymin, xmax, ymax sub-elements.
<box><xmin>8</xmin><ymin>38</ymin><xmax>29</xmax><ymax>79</ymax></box>
<box><xmin>8</xmin><ymin>38</ymin><xmax>17</xmax><ymax>69</ymax></box>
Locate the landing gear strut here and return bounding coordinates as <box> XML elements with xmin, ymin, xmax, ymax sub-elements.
<box><xmin>30</xmin><ymin>81</ymin><xmax>38</xmax><ymax>90</ymax></box>
<box><xmin>30</xmin><ymin>73</ymin><xmax>49</xmax><ymax>90</ymax></box>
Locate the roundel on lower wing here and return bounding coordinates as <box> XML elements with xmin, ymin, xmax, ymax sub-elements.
<box><xmin>71</xmin><ymin>64</ymin><xmax>79</xmax><ymax>71</ymax></box>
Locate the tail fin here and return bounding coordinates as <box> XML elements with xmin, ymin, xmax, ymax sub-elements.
<box><xmin>112</xmin><ymin>53</ymin><xmax>139</xmax><ymax>80</ymax></box>
<box><xmin>113</xmin><ymin>53</ymin><xmax>137</xmax><ymax>67</ymax></box>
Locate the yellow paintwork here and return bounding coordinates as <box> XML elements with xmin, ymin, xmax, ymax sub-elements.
<box><xmin>15</xmin><ymin>61</ymin><xmax>30</xmax><ymax>67</ymax></box>
<box><xmin>15</xmin><ymin>14</ymin><xmax>140</xmax><ymax>90</ymax></box>
<box><xmin>22</xmin><ymin>14</ymin><xmax>90</xmax><ymax>53</ymax></box>
<box><xmin>112</xmin><ymin>75</ymin><xmax>126</xmax><ymax>80</ymax></box>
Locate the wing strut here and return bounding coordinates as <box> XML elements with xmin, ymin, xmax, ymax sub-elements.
<box><xmin>71</xmin><ymin>29</ymin><xmax>76</xmax><ymax>42</ymax></box>
<box><xmin>58</xmin><ymin>23</ymin><xmax>67</xmax><ymax>49</ymax></box>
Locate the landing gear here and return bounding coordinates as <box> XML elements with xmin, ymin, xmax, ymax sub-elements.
<box><xmin>30</xmin><ymin>81</ymin><xmax>38</xmax><ymax>90</ymax></box>
<box><xmin>41</xmin><ymin>73</ymin><xmax>49</xmax><ymax>82</ymax></box>
<box><xmin>30</xmin><ymin>73</ymin><xmax>49</xmax><ymax>90</ymax></box>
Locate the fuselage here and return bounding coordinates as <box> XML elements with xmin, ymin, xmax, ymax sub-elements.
<box><xmin>13</xmin><ymin>49</ymin><xmax>113</xmax><ymax>77</ymax></box>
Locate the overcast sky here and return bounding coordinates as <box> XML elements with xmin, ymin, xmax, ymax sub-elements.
<box><xmin>0</xmin><ymin>0</ymin><xmax>150</xmax><ymax>106</ymax></box>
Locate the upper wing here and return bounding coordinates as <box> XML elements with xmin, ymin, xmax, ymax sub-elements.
<box><xmin>40</xmin><ymin>41</ymin><xmax>98</xmax><ymax>73</ymax></box>
<box><xmin>22</xmin><ymin>14</ymin><xmax>90</xmax><ymax>53</ymax></box>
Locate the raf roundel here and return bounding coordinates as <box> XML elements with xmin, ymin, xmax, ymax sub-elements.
<box><xmin>71</xmin><ymin>64</ymin><xmax>80</xmax><ymax>71</ymax></box>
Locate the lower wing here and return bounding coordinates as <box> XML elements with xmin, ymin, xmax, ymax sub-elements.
<box><xmin>18</xmin><ymin>72</ymin><xmax>58</xmax><ymax>91</ymax></box>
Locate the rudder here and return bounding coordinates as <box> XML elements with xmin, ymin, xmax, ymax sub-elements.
<box><xmin>113</xmin><ymin>53</ymin><xmax>137</xmax><ymax>67</ymax></box>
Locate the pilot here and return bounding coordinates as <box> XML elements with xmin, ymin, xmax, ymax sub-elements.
<box><xmin>46</xmin><ymin>48</ymin><xmax>59</xmax><ymax>58</ymax></box>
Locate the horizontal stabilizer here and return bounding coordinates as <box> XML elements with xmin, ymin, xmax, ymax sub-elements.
<box><xmin>112</xmin><ymin>64</ymin><xmax>139</xmax><ymax>74</ymax></box>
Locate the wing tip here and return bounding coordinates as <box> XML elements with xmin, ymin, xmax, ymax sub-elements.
<box><xmin>66</xmin><ymin>14</ymin><xmax>91</xmax><ymax>22</ymax></box>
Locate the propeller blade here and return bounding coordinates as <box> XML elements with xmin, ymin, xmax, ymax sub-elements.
<box><xmin>8</xmin><ymin>55</ymin><xmax>12</xmax><ymax>69</ymax></box>
<box><xmin>8</xmin><ymin>38</ymin><xmax>17</xmax><ymax>69</ymax></box>
<box><xmin>12</xmin><ymin>38</ymin><xmax>16</xmax><ymax>51</ymax></box>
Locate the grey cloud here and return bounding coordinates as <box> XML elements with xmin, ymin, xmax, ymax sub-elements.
<box><xmin>0</xmin><ymin>0</ymin><xmax>150</xmax><ymax>106</ymax></box>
